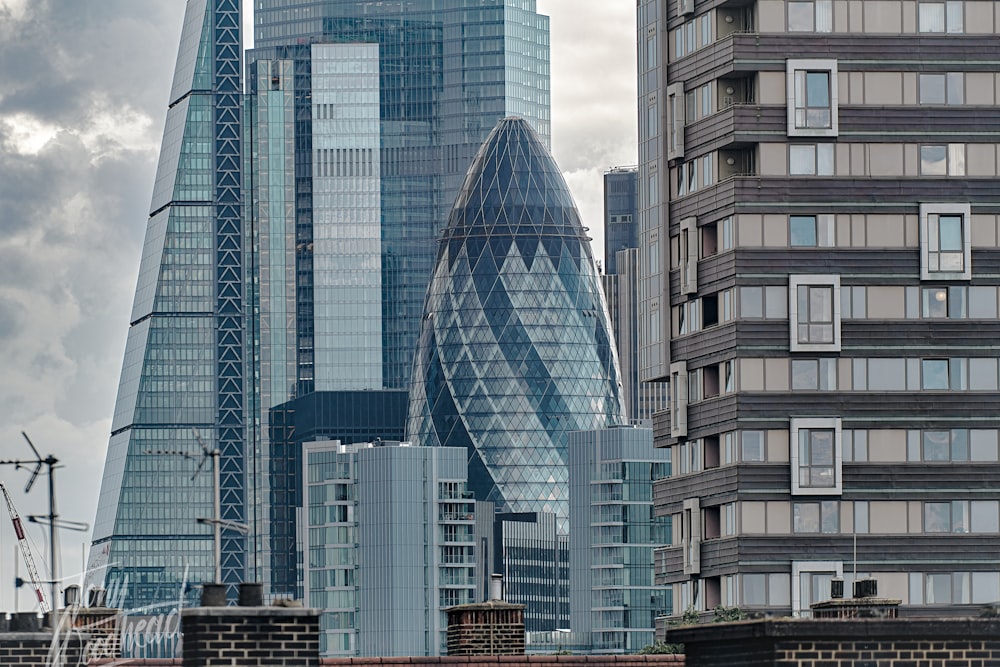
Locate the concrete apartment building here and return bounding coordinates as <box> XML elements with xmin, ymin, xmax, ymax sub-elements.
<box><xmin>639</xmin><ymin>0</ymin><xmax>1000</xmax><ymax>618</ymax></box>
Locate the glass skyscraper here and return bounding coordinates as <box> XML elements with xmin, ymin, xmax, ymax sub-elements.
<box><xmin>91</xmin><ymin>0</ymin><xmax>553</xmax><ymax>611</ymax></box>
<box><xmin>407</xmin><ymin>117</ymin><xmax>628</xmax><ymax>530</ymax></box>
<box><xmin>88</xmin><ymin>0</ymin><xmax>244</xmax><ymax>610</ymax></box>
<box><xmin>244</xmin><ymin>1</ymin><xmax>552</xmax><ymax>596</ymax></box>
<box><xmin>253</xmin><ymin>0</ymin><xmax>551</xmax><ymax>390</ymax></box>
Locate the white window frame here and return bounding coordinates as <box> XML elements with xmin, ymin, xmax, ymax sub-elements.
<box><xmin>787</xmin><ymin>59</ymin><xmax>839</xmax><ymax>137</ymax></box>
<box><xmin>791</xmin><ymin>417</ymin><xmax>843</xmax><ymax>496</ymax></box>
<box><xmin>670</xmin><ymin>361</ymin><xmax>688</xmax><ymax>437</ymax></box>
<box><xmin>680</xmin><ymin>217</ymin><xmax>698</xmax><ymax>295</ymax></box>
<box><xmin>667</xmin><ymin>83</ymin><xmax>685</xmax><ymax>160</ymax></box>
<box><xmin>789</xmin><ymin>274</ymin><xmax>841</xmax><ymax>352</ymax></box>
<box><xmin>792</xmin><ymin>560</ymin><xmax>843</xmax><ymax>617</ymax></box>
<box><xmin>682</xmin><ymin>497</ymin><xmax>701</xmax><ymax>575</ymax></box>
<box><xmin>920</xmin><ymin>203</ymin><xmax>971</xmax><ymax>281</ymax></box>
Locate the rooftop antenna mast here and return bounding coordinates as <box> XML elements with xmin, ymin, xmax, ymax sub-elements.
<box><xmin>149</xmin><ymin>428</ymin><xmax>248</xmax><ymax>586</ymax></box>
<box><xmin>0</xmin><ymin>433</ymin><xmax>87</xmax><ymax>616</ymax></box>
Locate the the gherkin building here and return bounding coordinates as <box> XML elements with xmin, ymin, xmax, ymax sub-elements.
<box><xmin>407</xmin><ymin>117</ymin><xmax>627</xmax><ymax>529</ymax></box>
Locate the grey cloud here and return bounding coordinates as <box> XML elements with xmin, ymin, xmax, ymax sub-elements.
<box><xmin>0</xmin><ymin>1</ymin><xmax>182</xmax><ymax>124</ymax></box>
<box><xmin>0</xmin><ymin>295</ymin><xmax>25</xmax><ymax>341</ymax></box>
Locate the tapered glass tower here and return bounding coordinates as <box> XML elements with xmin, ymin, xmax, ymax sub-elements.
<box><xmin>407</xmin><ymin>118</ymin><xmax>627</xmax><ymax>529</ymax></box>
<box><xmin>88</xmin><ymin>0</ymin><xmax>244</xmax><ymax>609</ymax></box>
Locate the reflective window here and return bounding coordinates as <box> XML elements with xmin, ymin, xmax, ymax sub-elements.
<box><xmin>918</xmin><ymin>73</ymin><xmax>964</xmax><ymax>105</ymax></box>
<box><xmin>794</xmin><ymin>71</ymin><xmax>832</xmax><ymax>129</ymax></box>
<box><xmin>796</xmin><ymin>284</ymin><xmax>835</xmax><ymax>344</ymax></box>
<box><xmin>797</xmin><ymin>428</ymin><xmax>836</xmax><ymax>489</ymax></box>
<box><xmin>919</xmin><ymin>1</ymin><xmax>964</xmax><ymax>33</ymax></box>
<box><xmin>790</xmin><ymin>143</ymin><xmax>834</xmax><ymax>175</ymax></box>
<box><xmin>920</xmin><ymin>144</ymin><xmax>965</xmax><ymax>176</ymax></box>
<box><xmin>788</xmin><ymin>0</ymin><xmax>833</xmax><ymax>32</ymax></box>
<box><xmin>793</xmin><ymin>500</ymin><xmax>839</xmax><ymax>533</ymax></box>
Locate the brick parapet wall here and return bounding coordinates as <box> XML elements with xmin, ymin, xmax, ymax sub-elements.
<box><xmin>89</xmin><ymin>660</ymin><xmax>181</xmax><ymax>666</ymax></box>
<box><xmin>181</xmin><ymin>607</ymin><xmax>320</xmax><ymax>667</ymax></box>
<box><xmin>320</xmin><ymin>657</ymin><xmax>685</xmax><ymax>666</ymax></box>
<box><xmin>668</xmin><ymin>618</ymin><xmax>1000</xmax><ymax>667</ymax></box>
<box><xmin>0</xmin><ymin>631</ymin><xmax>87</xmax><ymax>666</ymax></box>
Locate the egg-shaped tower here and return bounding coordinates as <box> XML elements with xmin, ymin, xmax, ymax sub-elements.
<box><xmin>407</xmin><ymin>117</ymin><xmax>627</xmax><ymax>528</ymax></box>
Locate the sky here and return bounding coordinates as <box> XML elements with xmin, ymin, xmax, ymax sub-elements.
<box><xmin>0</xmin><ymin>0</ymin><xmax>637</xmax><ymax>612</ymax></box>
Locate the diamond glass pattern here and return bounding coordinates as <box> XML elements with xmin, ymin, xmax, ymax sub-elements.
<box><xmin>407</xmin><ymin>118</ymin><xmax>627</xmax><ymax>528</ymax></box>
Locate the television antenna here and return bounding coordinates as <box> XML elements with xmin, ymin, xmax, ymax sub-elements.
<box><xmin>0</xmin><ymin>432</ymin><xmax>88</xmax><ymax>614</ymax></box>
<box><xmin>148</xmin><ymin>428</ymin><xmax>248</xmax><ymax>584</ymax></box>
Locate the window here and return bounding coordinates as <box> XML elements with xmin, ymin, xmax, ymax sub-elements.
<box><xmin>680</xmin><ymin>217</ymin><xmax>698</xmax><ymax>294</ymax></box>
<box><xmin>682</xmin><ymin>497</ymin><xmax>701</xmax><ymax>575</ymax></box>
<box><xmin>788</xmin><ymin>0</ymin><xmax>832</xmax><ymax>32</ymax></box>
<box><xmin>924</xmin><ymin>501</ymin><xmax>969</xmax><ymax>533</ymax></box>
<box><xmin>789</xmin><ymin>143</ymin><xmax>834</xmax><ymax>175</ymax></box>
<box><xmin>843</xmin><ymin>430</ymin><xmax>868</xmax><ymax>463</ymax></box>
<box><xmin>793</xmin><ymin>561</ymin><xmax>842</xmax><ymax>616</ymax></box>
<box><xmin>789</xmin><ymin>214</ymin><xmax>833</xmax><ymax>247</ymax></box>
<box><xmin>920</xmin><ymin>144</ymin><xmax>965</xmax><ymax>176</ymax></box>
<box><xmin>789</xmin><ymin>275</ymin><xmax>841</xmax><ymax>352</ymax></box>
<box><xmin>854</xmin><ymin>501</ymin><xmax>870</xmax><ymax>533</ymax></box>
<box><xmin>670</xmin><ymin>361</ymin><xmax>688</xmax><ymax>437</ymax></box>
<box><xmin>739</xmin><ymin>286</ymin><xmax>788</xmax><ymax>319</ymax></box>
<box><xmin>701</xmin><ymin>217</ymin><xmax>734</xmax><ymax>257</ymax></box>
<box><xmin>742</xmin><ymin>431</ymin><xmax>765</xmax><ymax>462</ymax></box>
<box><xmin>743</xmin><ymin>573</ymin><xmax>791</xmax><ymax>607</ymax></box>
<box><xmin>796</xmin><ymin>72</ymin><xmax>831</xmax><ymax>127</ymax></box>
<box><xmin>791</xmin><ymin>417</ymin><xmax>842</xmax><ymax>495</ymax></box>
<box><xmin>793</xmin><ymin>500</ymin><xmax>839</xmax><ymax>533</ymax></box>
<box><xmin>921</xmin><ymin>358</ymin><xmax>966</xmax><ymax>390</ymax></box>
<box><xmin>907</xmin><ymin>429</ymin><xmax>969</xmax><ymax>461</ymax></box>
<box><xmin>841</xmin><ymin>285</ymin><xmax>867</xmax><ymax>319</ymax></box>
<box><xmin>921</xmin><ymin>286</ymin><xmax>966</xmax><ymax>318</ymax></box>
<box><xmin>677</xmin><ymin>0</ymin><xmax>694</xmax><ymax>17</ymax></box>
<box><xmin>919</xmin><ymin>1</ymin><xmax>963</xmax><ymax>33</ymax></box>
<box><xmin>791</xmin><ymin>358</ymin><xmax>837</xmax><ymax>391</ymax></box>
<box><xmin>910</xmin><ymin>572</ymin><xmax>970</xmax><ymax>605</ymax></box>
<box><xmin>787</xmin><ymin>59</ymin><xmax>838</xmax><ymax>137</ymax></box>
<box><xmin>920</xmin><ymin>203</ymin><xmax>971</xmax><ymax>281</ymax></box>
<box><xmin>918</xmin><ymin>73</ymin><xmax>964</xmax><ymax>105</ymax></box>
<box><xmin>666</xmin><ymin>83</ymin><xmax>685</xmax><ymax>160</ymax></box>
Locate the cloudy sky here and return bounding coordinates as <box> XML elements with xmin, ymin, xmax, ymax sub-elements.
<box><xmin>0</xmin><ymin>0</ymin><xmax>636</xmax><ymax>611</ymax></box>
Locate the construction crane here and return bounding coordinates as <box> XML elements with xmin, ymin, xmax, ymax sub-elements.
<box><xmin>1</xmin><ymin>482</ymin><xmax>50</xmax><ymax>613</ymax></box>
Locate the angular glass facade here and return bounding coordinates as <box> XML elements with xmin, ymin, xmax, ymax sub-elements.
<box><xmin>89</xmin><ymin>0</ymin><xmax>244</xmax><ymax>610</ymax></box>
<box><xmin>254</xmin><ymin>0</ymin><xmax>551</xmax><ymax>390</ymax></box>
<box><xmin>407</xmin><ymin>117</ymin><xmax>627</xmax><ymax>530</ymax></box>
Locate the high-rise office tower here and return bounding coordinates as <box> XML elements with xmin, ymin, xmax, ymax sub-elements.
<box><xmin>253</xmin><ymin>0</ymin><xmax>551</xmax><ymax>391</ymax></box>
<box><xmin>641</xmin><ymin>0</ymin><xmax>1000</xmax><ymax>618</ymax></box>
<box><xmin>91</xmin><ymin>0</ymin><xmax>552</xmax><ymax>609</ymax></box>
<box><xmin>245</xmin><ymin>0</ymin><xmax>552</xmax><ymax>596</ymax></box>
<box><xmin>407</xmin><ymin>117</ymin><xmax>627</xmax><ymax>530</ymax></box>
<box><xmin>603</xmin><ymin>167</ymin><xmax>641</xmax><ymax>276</ymax></box>
<box><xmin>601</xmin><ymin>167</ymin><xmax>669</xmax><ymax>422</ymax></box>
<box><xmin>89</xmin><ymin>0</ymin><xmax>244</xmax><ymax>609</ymax></box>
